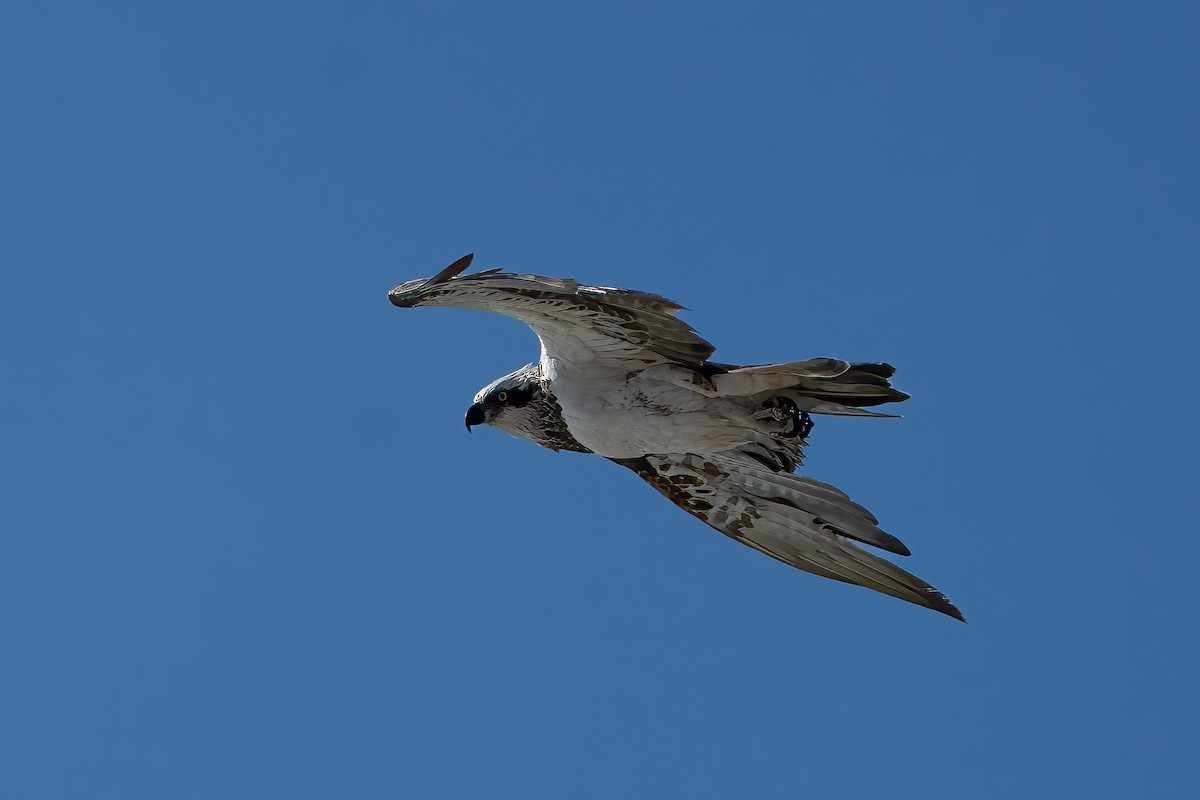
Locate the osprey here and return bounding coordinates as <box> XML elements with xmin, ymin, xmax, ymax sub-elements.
<box><xmin>390</xmin><ymin>254</ymin><xmax>963</xmax><ymax>621</ymax></box>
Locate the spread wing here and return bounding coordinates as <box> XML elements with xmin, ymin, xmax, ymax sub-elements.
<box><xmin>612</xmin><ymin>452</ymin><xmax>964</xmax><ymax>621</ymax></box>
<box><xmin>389</xmin><ymin>254</ymin><xmax>715</xmax><ymax>369</ymax></box>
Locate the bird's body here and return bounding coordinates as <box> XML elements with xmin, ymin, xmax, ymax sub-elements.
<box><xmin>548</xmin><ymin>367</ymin><xmax>761</xmax><ymax>457</ymax></box>
<box><xmin>390</xmin><ymin>254</ymin><xmax>963</xmax><ymax>621</ymax></box>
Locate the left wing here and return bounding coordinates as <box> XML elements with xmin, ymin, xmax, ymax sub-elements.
<box><xmin>611</xmin><ymin>452</ymin><xmax>964</xmax><ymax>621</ymax></box>
<box><xmin>389</xmin><ymin>254</ymin><xmax>715</xmax><ymax>369</ymax></box>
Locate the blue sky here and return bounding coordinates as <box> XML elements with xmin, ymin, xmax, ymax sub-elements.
<box><xmin>3</xmin><ymin>1</ymin><xmax>1198</xmax><ymax>797</ymax></box>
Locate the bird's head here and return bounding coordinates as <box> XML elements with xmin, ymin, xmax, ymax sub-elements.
<box><xmin>465</xmin><ymin>364</ymin><xmax>546</xmax><ymax>441</ymax></box>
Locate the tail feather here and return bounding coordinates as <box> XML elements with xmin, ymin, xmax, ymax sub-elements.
<box><xmin>845</xmin><ymin>361</ymin><xmax>896</xmax><ymax>380</ymax></box>
<box><xmin>711</xmin><ymin>359</ymin><xmax>910</xmax><ymax>414</ymax></box>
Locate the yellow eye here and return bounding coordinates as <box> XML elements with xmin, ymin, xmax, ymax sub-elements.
<box><xmin>496</xmin><ymin>391</ymin><xmax>508</xmax><ymax>402</ymax></box>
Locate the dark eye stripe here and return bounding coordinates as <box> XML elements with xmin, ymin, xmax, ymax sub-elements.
<box><xmin>490</xmin><ymin>385</ymin><xmax>534</xmax><ymax>407</ymax></box>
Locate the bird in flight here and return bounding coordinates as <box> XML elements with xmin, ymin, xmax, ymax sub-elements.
<box><xmin>389</xmin><ymin>254</ymin><xmax>963</xmax><ymax>621</ymax></box>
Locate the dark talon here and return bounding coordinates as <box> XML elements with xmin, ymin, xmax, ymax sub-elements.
<box><xmin>770</xmin><ymin>398</ymin><xmax>814</xmax><ymax>440</ymax></box>
<box><xmin>795</xmin><ymin>410</ymin><xmax>813</xmax><ymax>439</ymax></box>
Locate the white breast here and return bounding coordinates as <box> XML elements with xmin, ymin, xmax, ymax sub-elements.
<box><xmin>546</xmin><ymin>364</ymin><xmax>757</xmax><ymax>458</ymax></box>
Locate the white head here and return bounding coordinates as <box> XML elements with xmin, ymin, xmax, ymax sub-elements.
<box><xmin>463</xmin><ymin>363</ymin><xmax>589</xmax><ymax>453</ymax></box>
<box><xmin>464</xmin><ymin>364</ymin><xmax>546</xmax><ymax>441</ymax></box>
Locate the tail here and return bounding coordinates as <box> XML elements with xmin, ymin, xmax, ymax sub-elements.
<box><xmin>710</xmin><ymin>358</ymin><xmax>910</xmax><ymax>417</ymax></box>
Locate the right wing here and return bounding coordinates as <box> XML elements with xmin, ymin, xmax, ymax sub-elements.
<box><xmin>611</xmin><ymin>452</ymin><xmax>964</xmax><ymax>621</ymax></box>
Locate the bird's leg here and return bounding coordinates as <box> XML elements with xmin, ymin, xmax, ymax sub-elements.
<box><xmin>759</xmin><ymin>397</ymin><xmax>814</xmax><ymax>440</ymax></box>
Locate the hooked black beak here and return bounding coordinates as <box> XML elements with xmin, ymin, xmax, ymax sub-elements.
<box><xmin>465</xmin><ymin>403</ymin><xmax>486</xmax><ymax>432</ymax></box>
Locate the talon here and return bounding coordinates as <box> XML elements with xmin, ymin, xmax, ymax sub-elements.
<box><xmin>795</xmin><ymin>410</ymin><xmax>814</xmax><ymax>439</ymax></box>
<box><xmin>765</xmin><ymin>398</ymin><xmax>813</xmax><ymax>440</ymax></box>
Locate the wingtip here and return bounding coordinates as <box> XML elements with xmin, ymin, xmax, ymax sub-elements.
<box><xmin>931</xmin><ymin>595</ymin><xmax>967</xmax><ymax>622</ymax></box>
<box><xmin>388</xmin><ymin>253</ymin><xmax>476</xmax><ymax>308</ymax></box>
<box><xmin>428</xmin><ymin>253</ymin><xmax>475</xmax><ymax>285</ymax></box>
